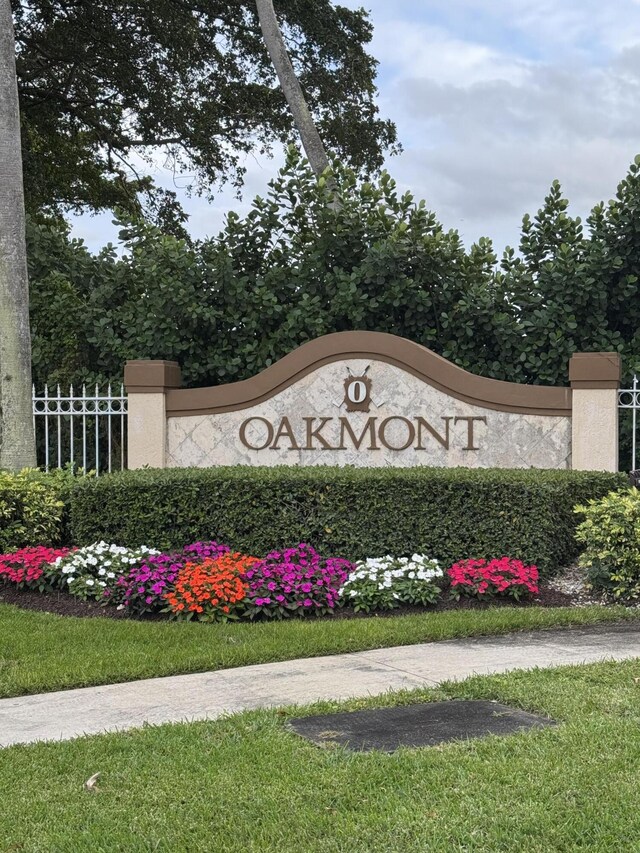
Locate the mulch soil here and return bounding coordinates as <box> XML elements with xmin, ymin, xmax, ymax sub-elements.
<box><xmin>0</xmin><ymin>583</ymin><xmax>576</xmax><ymax>622</ymax></box>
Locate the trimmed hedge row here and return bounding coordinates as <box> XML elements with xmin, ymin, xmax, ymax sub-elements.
<box><xmin>69</xmin><ymin>467</ymin><xmax>627</xmax><ymax>575</ymax></box>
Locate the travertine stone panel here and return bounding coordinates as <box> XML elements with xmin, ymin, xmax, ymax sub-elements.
<box><xmin>571</xmin><ymin>387</ymin><xmax>618</xmax><ymax>472</ymax></box>
<box><xmin>166</xmin><ymin>360</ymin><xmax>571</xmax><ymax>469</ymax></box>
<box><xmin>129</xmin><ymin>392</ymin><xmax>167</xmax><ymax>468</ymax></box>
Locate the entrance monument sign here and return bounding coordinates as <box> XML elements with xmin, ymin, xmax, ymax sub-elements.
<box><xmin>124</xmin><ymin>331</ymin><xmax>621</xmax><ymax>472</ymax></box>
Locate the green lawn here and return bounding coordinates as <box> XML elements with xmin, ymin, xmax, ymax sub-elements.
<box><xmin>0</xmin><ymin>601</ymin><xmax>637</xmax><ymax>698</ymax></box>
<box><xmin>3</xmin><ymin>659</ymin><xmax>640</xmax><ymax>851</ymax></box>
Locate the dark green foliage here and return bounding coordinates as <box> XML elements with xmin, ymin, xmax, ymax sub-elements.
<box><xmin>28</xmin><ymin>152</ymin><xmax>640</xmax><ymax>396</ymax></box>
<box><xmin>498</xmin><ymin>173</ymin><xmax>640</xmax><ymax>384</ymax></box>
<box><xmin>26</xmin><ymin>152</ymin><xmax>514</xmax><ymax>389</ymax></box>
<box><xmin>69</xmin><ymin>467</ymin><xmax>626</xmax><ymax>574</ymax></box>
<box><xmin>13</xmin><ymin>0</ymin><xmax>397</xmax><ymax>217</ymax></box>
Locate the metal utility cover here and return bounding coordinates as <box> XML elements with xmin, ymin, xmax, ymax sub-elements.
<box><xmin>289</xmin><ymin>700</ymin><xmax>555</xmax><ymax>752</ymax></box>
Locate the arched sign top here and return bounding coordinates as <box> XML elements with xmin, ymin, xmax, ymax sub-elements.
<box><xmin>125</xmin><ymin>331</ymin><xmax>573</xmax><ymax>418</ymax></box>
<box><xmin>124</xmin><ymin>341</ymin><xmax>622</xmax><ymax>471</ymax></box>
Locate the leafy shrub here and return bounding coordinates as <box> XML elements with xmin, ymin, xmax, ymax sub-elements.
<box><xmin>0</xmin><ymin>469</ymin><xmax>68</xmax><ymax>551</ymax></box>
<box><xmin>48</xmin><ymin>542</ymin><xmax>159</xmax><ymax>601</ymax></box>
<box><xmin>29</xmin><ymin>152</ymin><xmax>640</xmax><ymax>405</ymax></box>
<box><xmin>244</xmin><ymin>543</ymin><xmax>352</xmax><ymax>619</ymax></box>
<box><xmin>163</xmin><ymin>553</ymin><xmax>257</xmax><ymax>621</ymax></box>
<box><xmin>0</xmin><ymin>546</ymin><xmax>71</xmax><ymax>591</ymax></box>
<box><xmin>117</xmin><ymin>541</ymin><xmax>229</xmax><ymax>614</ymax></box>
<box><xmin>575</xmin><ymin>487</ymin><xmax>640</xmax><ymax>599</ymax></box>
<box><xmin>69</xmin><ymin>467</ymin><xmax>626</xmax><ymax>575</ymax></box>
<box><xmin>448</xmin><ymin>557</ymin><xmax>539</xmax><ymax>601</ymax></box>
<box><xmin>339</xmin><ymin>554</ymin><xmax>443</xmax><ymax>613</ymax></box>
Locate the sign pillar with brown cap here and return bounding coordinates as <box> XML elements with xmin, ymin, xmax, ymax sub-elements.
<box><xmin>123</xmin><ymin>334</ymin><xmax>622</xmax><ymax>472</ymax></box>
<box><xmin>124</xmin><ymin>360</ymin><xmax>182</xmax><ymax>468</ymax></box>
<box><xmin>569</xmin><ymin>352</ymin><xmax>621</xmax><ymax>472</ymax></box>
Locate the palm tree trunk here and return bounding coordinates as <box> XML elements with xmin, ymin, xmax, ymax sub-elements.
<box><xmin>0</xmin><ymin>0</ymin><xmax>36</xmax><ymax>469</ymax></box>
<box><xmin>255</xmin><ymin>0</ymin><xmax>331</xmax><ymax>177</ymax></box>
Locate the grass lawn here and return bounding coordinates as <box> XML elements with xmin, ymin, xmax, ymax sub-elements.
<box><xmin>0</xmin><ymin>601</ymin><xmax>637</xmax><ymax>698</ymax></box>
<box><xmin>3</xmin><ymin>659</ymin><xmax>640</xmax><ymax>851</ymax></box>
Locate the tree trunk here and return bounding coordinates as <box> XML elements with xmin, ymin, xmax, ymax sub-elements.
<box><xmin>0</xmin><ymin>0</ymin><xmax>36</xmax><ymax>470</ymax></box>
<box><xmin>256</xmin><ymin>0</ymin><xmax>331</xmax><ymax>177</ymax></box>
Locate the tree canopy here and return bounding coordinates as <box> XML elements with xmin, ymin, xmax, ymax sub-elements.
<box><xmin>27</xmin><ymin>149</ymin><xmax>640</xmax><ymax>395</ymax></box>
<box><xmin>12</xmin><ymin>0</ymin><xmax>398</xmax><ymax>217</ymax></box>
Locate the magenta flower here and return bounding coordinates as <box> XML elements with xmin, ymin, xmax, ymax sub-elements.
<box><xmin>245</xmin><ymin>543</ymin><xmax>353</xmax><ymax>620</ymax></box>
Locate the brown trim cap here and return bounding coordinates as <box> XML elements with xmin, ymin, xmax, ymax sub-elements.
<box><xmin>125</xmin><ymin>360</ymin><xmax>182</xmax><ymax>393</ymax></box>
<box><xmin>163</xmin><ymin>331</ymin><xmax>573</xmax><ymax>417</ymax></box>
<box><xmin>569</xmin><ymin>352</ymin><xmax>621</xmax><ymax>389</ymax></box>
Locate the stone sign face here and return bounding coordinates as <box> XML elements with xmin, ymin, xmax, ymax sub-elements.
<box><xmin>125</xmin><ymin>332</ymin><xmax>621</xmax><ymax>472</ymax></box>
<box><xmin>166</xmin><ymin>359</ymin><xmax>571</xmax><ymax>468</ymax></box>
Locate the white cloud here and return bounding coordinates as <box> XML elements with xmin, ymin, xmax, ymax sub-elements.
<box><xmin>70</xmin><ymin>0</ymin><xmax>640</xmax><ymax>258</ymax></box>
<box><xmin>392</xmin><ymin>137</ymin><xmax>638</xmax><ymax>250</ymax></box>
<box><xmin>371</xmin><ymin>20</ymin><xmax>529</xmax><ymax>86</ymax></box>
<box><xmin>367</xmin><ymin>7</ymin><xmax>640</xmax><ymax>252</ymax></box>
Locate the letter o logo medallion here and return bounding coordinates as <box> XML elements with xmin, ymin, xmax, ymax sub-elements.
<box><xmin>344</xmin><ymin>372</ymin><xmax>372</xmax><ymax>412</ymax></box>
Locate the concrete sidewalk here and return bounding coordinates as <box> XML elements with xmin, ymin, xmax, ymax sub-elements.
<box><xmin>3</xmin><ymin>622</ymin><xmax>640</xmax><ymax>748</ymax></box>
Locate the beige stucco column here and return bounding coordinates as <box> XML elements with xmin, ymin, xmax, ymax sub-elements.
<box><xmin>569</xmin><ymin>353</ymin><xmax>621</xmax><ymax>472</ymax></box>
<box><xmin>124</xmin><ymin>360</ymin><xmax>182</xmax><ymax>469</ymax></box>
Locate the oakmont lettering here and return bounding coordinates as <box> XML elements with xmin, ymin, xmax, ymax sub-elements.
<box><xmin>238</xmin><ymin>415</ymin><xmax>487</xmax><ymax>452</ymax></box>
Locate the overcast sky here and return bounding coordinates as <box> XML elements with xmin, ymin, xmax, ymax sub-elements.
<box><xmin>70</xmin><ymin>0</ymin><xmax>640</xmax><ymax>255</ymax></box>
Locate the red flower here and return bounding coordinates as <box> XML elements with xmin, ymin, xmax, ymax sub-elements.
<box><xmin>448</xmin><ymin>557</ymin><xmax>538</xmax><ymax>601</ymax></box>
<box><xmin>0</xmin><ymin>546</ymin><xmax>72</xmax><ymax>589</ymax></box>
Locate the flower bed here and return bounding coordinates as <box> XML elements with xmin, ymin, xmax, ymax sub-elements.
<box><xmin>117</xmin><ymin>542</ymin><xmax>230</xmax><ymax>614</ymax></box>
<box><xmin>49</xmin><ymin>543</ymin><xmax>161</xmax><ymax>602</ymax></box>
<box><xmin>0</xmin><ymin>538</ymin><xmax>542</xmax><ymax>621</ymax></box>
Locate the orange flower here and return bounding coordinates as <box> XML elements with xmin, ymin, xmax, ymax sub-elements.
<box><xmin>163</xmin><ymin>554</ymin><xmax>258</xmax><ymax>621</ymax></box>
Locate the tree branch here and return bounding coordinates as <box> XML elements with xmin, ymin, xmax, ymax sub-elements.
<box><xmin>255</xmin><ymin>0</ymin><xmax>330</xmax><ymax>178</ymax></box>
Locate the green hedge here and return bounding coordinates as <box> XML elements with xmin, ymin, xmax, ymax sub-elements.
<box><xmin>68</xmin><ymin>467</ymin><xmax>626</xmax><ymax>575</ymax></box>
